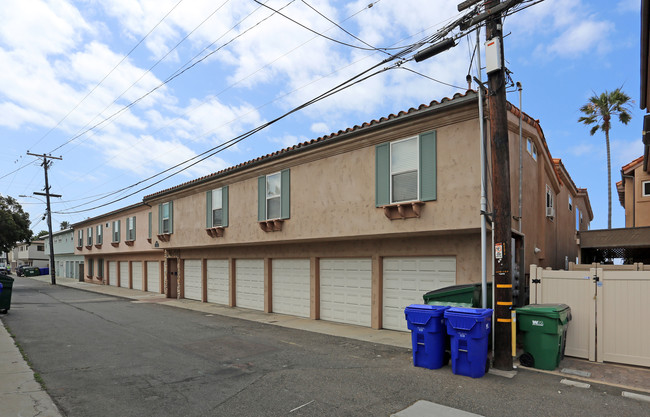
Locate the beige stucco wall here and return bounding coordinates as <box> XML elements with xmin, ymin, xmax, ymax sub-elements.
<box><xmin>149</xmin><ymin>104</ymin><xmax>483</xmax><ymax>249</ymax></box>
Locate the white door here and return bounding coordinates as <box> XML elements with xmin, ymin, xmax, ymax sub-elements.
<box><xmin>184</xmin><ymin>260</ymin><xmax>202</xmax><ymax>301</ymax></box>
<box><xmin>108</xmin><ymin>261</ymin><xmax>117</xmax><ymax>286</ymax></box>
<box><xmin>382</xmin><ymin>257</ymin><xmax>456</xmax><ymax>331</ymax></box>
<box><xmin>320</xmin><ymin>258</ymin><xmax>372</xmax><ymax>327</ymax></box>
<box><xmin>132</xmin><ymin>262</ymin><xmax>143</xmax><ymax>291</ymax></box>
<box><xmin>272</xmin><ymin>259</ymin><xmax>310</xmax><ymax>318</ymax></box>
<box><xmin>146</xmin><ymin>261</ymin><xmax>160</xmax><ymax>293</ymax></box>
<box><xmin>235</xmin><ymin>259</ymin><xmax>264</xmax><ymax>311</ymax></box>
<box><xmin>207</xmin><ymin>260</ymin><xmax>229</xmax><ymax>305</ymax></box>
<box><xmin>119</xmin><ymin>262</ymin><xmax>129</xmax><ymax>288</ymax></box>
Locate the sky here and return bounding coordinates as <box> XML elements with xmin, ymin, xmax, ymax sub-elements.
<box><xmin>0</xmin><ymin>0</ymin><xmax>645</xmax><ymax>234</ymax></box>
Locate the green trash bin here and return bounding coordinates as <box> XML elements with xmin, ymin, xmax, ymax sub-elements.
<box><xmin>0</xmin><ymin>275</ymin><xmax>14</xmax><ymax>313</ymax></box>
<box><xmin>423</xmin><ymin>283</ymin><xmax>492</xmax><ymax>308</ymax></box>
<box><xmin>24</xmin><ymin>267</ymin><xmax>40</xmax><ymax>277</ymax></box>
<box><xmin>517</xmin><ymin>304</ymin><xmax>571</xmax><ymax>370</ymax></box>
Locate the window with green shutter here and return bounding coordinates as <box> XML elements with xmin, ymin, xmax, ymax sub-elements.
<box><xmin>112</xmin><ymin>220</ymin><xmax>121</xmax><ymax>242</ymax></box>
<box><xmin>159</xmin><ymin>202</ymin><xmax>173</xmax><ymax>234</ymax></box>
<box><xmin>96</xmin><ymin>224</ymin><xmax>103</xmax><ymax>245</ymax></box>
<box><xmin>258</xmin><ymin>169</ymin><xmax>290</xmax><ymax>221</ymax></box>
<box><xmin>126</xmin><ymin>216</ymin><xmax>136</xmax><ymax>241</ymax></box>
<box><xmin>206</xmin><ymin>187</ymin><xmax>229</xmax><ymax>228</ymax></box>
<box><xmin>376</xmin><ymin>131</ymin><xmax>437</xmax><ymax>207</ymax></box>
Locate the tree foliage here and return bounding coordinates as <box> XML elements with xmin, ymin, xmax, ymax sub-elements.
<box><xmin>36</xmin><ymin>230</ymin><xmax>49</xmax><ymax>239</ymax></box>
<box><xmin>60</xmin><ymin>221</ymin><xmax>70</xmax><ymax>230</ymax></box>
<box><xmin>578</xmin><ymin>88</ymin><xmax>633</xmax><ymax>229</ymax></box>
<box><xmin>0</xmin><ymin>195</ymin><xmax>33</xmax><ymax>253</ymax></box>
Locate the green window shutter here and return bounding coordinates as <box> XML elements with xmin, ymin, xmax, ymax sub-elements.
<box><xmin>206</xmin><ymin>190</ymin><xmax>212</xmax><ymax>228</ymax></box>
<box><xmin>158</xmin><ymin>204</ymin><xmax>162</xmax><ymax>234</ymax></box>
<box><xmin>419</xmin><ymin>131</ymin><xmax>437</xmax><ymax>202</ymax></box>
<box><xmin>169</xmin><ymin>201</ymin><xmax>174</xmax><ymax>234</ymax></box>
<box><xmin>280</xmin><ymin>169</ymin><xmax>290</xmax><ymax>220</ymax></box>
<box><xmin>258</xmin><ymin>176</ymin><xmax>266</xmax><ymax>221</ymax></box>
<box><xmin>117</xmin><ymin>219</ymin><xmax>121</xmax><ymax>242</ymax></box>
<box><xmin>375</xmin><ymin>143</ymin><xmax>390</xmax><ymax>207</ymax></box>
<box><xmin>132</xmin><ymin>216</ymin><xmax>136</xmax><ymax>241</ymax></box>
<box><xmin>148</xmin><ymin>212</ymin><xmax>152</xmax><ymax>239</ymax></box>
<box><xmin>222</xmin><ymin>186</ymin><xmax>229</xmax><ymax>227</ymax></box>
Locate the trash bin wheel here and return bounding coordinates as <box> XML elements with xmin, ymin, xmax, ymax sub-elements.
<box><xmin>519</xmin><ymin>352</ymin><xmax>534</xmax><ymax>367</ymax></box>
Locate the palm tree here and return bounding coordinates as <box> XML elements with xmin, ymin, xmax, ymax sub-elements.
<box><xmin>578</xmin><ymin>88</ymin><xmax>632</xmax><ymax>229</ymax></box>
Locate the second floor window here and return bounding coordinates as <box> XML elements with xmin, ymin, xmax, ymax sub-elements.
<box><xmin>112</xmin><ymin>220</ymin><xmax>121</xmax><ymax>243</ymax></box>
<box><xmin>390</xmin><ymin>137</ymin><xmax>419</xmax><ymax>203</ymax></box>
<box><xmin>87</xmin><ymin>227</ymin><xmax>93</xmax><ymax>246</ymax></box>
<box><xmin>206</xmin><ymin>187</ymin><xmax>229</xmax><ymax>228</ymax></box>
<box><xmin>159</xmin><ymin>202</ymin><xmax>173</xmax><ymax>234</ymax></box>
<box><xmin>546</xmin><ymin>185</ymin><xmax>555</xmax><ymax>218</ymax></box>
<box><xmin>78</xmin><ymin>230</ymin><xmax>83</xmax><ymax>247</ymax></box>
<box><xmin>126</xmin><ymin>216</ymin><xmax>136</xmax><ymax>241</ymax></box>
<box><xmin>96</xmin><ymin>224</ymin><xmax>103</xmax><ymax>245</ymax></box>
<box><xmin>643</xmin><ymin>181</ymin><xmax>650</xmax><ymax>197</ymax></box>
<box><xmin>258</xmin><ymin>170</ymin><xmax>290</xmax><ymax>221</ymax></box>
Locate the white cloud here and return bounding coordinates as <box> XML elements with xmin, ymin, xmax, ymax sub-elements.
<box><xmin>547</xmin><ymin>20</ymin><xmax>614</xmax><ymax>57</ymax></box>
<box><xmin>270</xmin><ymin>134</ymin><xmax>307</xmax><ymax>148</ymax></box>
<box><xmin>310</xmin><ymin>122</ymin><xmax>330</xmax><ymax>135</ymax></box>
<box><xmin>611</xmin><ymin>139</ymin><xmax>644</xmax><ymax>167</ymax></box>
<box><xmin>616</xmin><ymin>0</ymin><xmax>639</xmax><ymax>13</ymax></box>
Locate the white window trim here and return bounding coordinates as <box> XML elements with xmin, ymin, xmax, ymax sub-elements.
<box><xmin>112</xmin><ymin>220</ymin><xmax>120</xmax><ymax>242</ymax></box>
<box><xmin>127</xmin><ymin>216</ymin><xmax>135</xmax><ymax>241</ymax></box>
<box><xmin>568</xmin><ymin>196</ymin><xmax>573</xmax><ymax>212</ymax></box>
<box><xmin>546</xmin><ymin>185</ymin><xmax>554</xmax><ymax>218</ymax></box>
<box><xmin>266</xmin><ymin>172</ymin><xmax>282</xmax><ymax>220</ymax></box>
<box><xmin>389</xmin><ymin>136</ymin><xmax>420</xmax><ymax>204</ymax></box>
<box><xmin>161</xmin><ymin>202</ymin><xmax>171</xmax><ymax>233</ymax></box>
<box><xmin>212</xmin><ymin>187</ymin><xmax>223</xmax><ymax>226</ymax></box>
<box><xmin>643</xmin><ymin>180</ymin><xmax>650</xmax><ymax>197</ymax></box>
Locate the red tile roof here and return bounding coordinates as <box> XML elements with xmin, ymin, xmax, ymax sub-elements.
<box><xmin>621</xmin><ymin>156</ymin><xmax>644</xmax><ymax>174</ymax></box>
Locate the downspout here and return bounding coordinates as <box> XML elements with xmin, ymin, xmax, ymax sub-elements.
<box><xmin>517</xmin><ymin>82</ymin><xmax>523</xmax><ymax>232</ymax></box>
<box><xmin>477</xmin><ymin>27</ymin><xmax>488</xmax><ymax>310</ymax></box>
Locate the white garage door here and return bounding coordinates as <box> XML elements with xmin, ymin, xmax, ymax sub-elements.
<box><xmin>184</xmin><ymin>260</ymin><xmax>202</xmax><ymax>301</ymax></box>
<box><xmin>119</xmin><ymin>262</ymin><xmax>129</xmax><ymax>288</ymax></box>
<box><xmin>272</xmin><ymin>259</ymin><xmax>310</xmax><ymax>318</ymax></box>
<box><xmin>320</xmin><ymin>258</ymin><xmax>371</xmax><ymax>327</ymax></box>
<box><xmin>108</xmin><ymin>261</ymin><xmax>117</xmax><ymax>286</ymax></box>
<box><xmin>132</xmin><ymin>261</ymin><xmax>143</xmax><ymax>291</ymax></box>
<box><xmin>207</xmin><ymin>260</ymin><xmax>229</xmax><ymax>305</ymax></box>
<box><xmin>146</xmin><ymin>261</ymin><xmax>160</xmax><ymax>293</ymax></box>
<box><xmin>235</xmin><ymin>259</ymin><xmax>264</xmax><ymax>311</ymax></box>
<box><xmin>382</xmin><ymin>256</ymin><xmax>456</xmax><ymax>331</ymax></box>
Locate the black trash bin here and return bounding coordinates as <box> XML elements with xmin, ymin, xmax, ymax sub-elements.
<box><xmin>0</xmin><ymin>275</ymin><xmax>14</xmax><ymax>314</ymax></box>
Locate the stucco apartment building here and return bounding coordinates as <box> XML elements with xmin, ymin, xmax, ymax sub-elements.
<box><xmin>10</xmin><ymin>240</ymin><xmax>48</xmax><ymax>270</ymax></box>
<box><xmin>74</xmin><ymin>91</ymin><xmax>591</xmax><ymax>332</ymax></box>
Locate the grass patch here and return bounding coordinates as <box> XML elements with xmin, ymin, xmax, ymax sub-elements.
<box><xmin>3</xmin><ymin>323</ymin><xmax>47</xmax><ymax>390</ymax></box>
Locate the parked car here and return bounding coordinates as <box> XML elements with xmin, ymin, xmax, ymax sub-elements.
<box><xmin>16</xmin><ymin>265</ymin><xmax>27</xmax><ymax>276</ymax></box>
<box><xmin>0</xmin><ymin>267</ymin><xmax>8</xmax><ymax>276</ymax></box>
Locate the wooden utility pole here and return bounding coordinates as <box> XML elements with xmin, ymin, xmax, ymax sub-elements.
<box><xmin>485</xmin><ymin>0</ymin><xmax>513</xmax><ymax>370</ymax></box>
<box><xmin>27</xmin><ymin>152</ymin><xmax>62</xmax><ymax>286</ymax></box>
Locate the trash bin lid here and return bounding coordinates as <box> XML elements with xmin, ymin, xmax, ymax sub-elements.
<box><xmin>423</xmin><ymin>284</ymin><xmax>475</xmax><ymax>297</ymax></box>
<box><xmin>405</xmin><ymin>304</ymin><xmax>450</xmax><ymax>313</ymax></box>
<box><xmin>444</xmin><ymin>307</ymin><xmax>493</xmax><ymax>318</ymax></box>
<box><xmin>516</xmin><ymin>304</ymin><xmax>571</xmax><ymax>320</ymax></box>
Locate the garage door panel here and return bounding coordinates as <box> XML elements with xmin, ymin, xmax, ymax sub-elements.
<box><xmin>132</xmin><ymin>262</ymin><xmax>143</xmax><ymax>291</ymax></box>
<box><xmin>236</xmin><ymin>259</ymin><xmax>264</xmax><ymax>311</ymax></box>
<box><xmin>383</xmin><ymin>257</ymin><xmax>456</xmax><ymax>331</ymax></box>
<box><xmin>320</xmin><ymin>258</ymin><xmax>371</xmax><ymax>327</ymax></box>
<box><xmin>272</xmin><ymin>259</ymin><xmax>310</xmax><ymax>318</ymax></box>
<box><xmin>207</xmin><ymin>260</ymin><xmax>229</xmax><ymax>305</ymax></box>
<box><xmin>184</xmin><ymin>260</ymin><xmax>202</xmax><ymax>301</ymax></box>
<box><xmin>108</xmin><ymin>261</ymin><xmax>117</xmax><ymax>286</ymax></box>
<box><xmin>146</xmin><ymin>261</ymin><xmax>160</xmax><ymax>293</ymax></box>
<box><xmin>119</xmin><ymin>262</ymin><xmax>129</xmax><ymax>288</ymax></box>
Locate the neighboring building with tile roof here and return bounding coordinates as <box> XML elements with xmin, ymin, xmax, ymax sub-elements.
<box><xmin>617</xmin><ymin>156</ymin><xmax>650</xmax><ymax>227</ymax></box>
<box><xmin>72</xmin><ymin>90</ymin><xmax>591</xmax><ymax>331</ymax></box>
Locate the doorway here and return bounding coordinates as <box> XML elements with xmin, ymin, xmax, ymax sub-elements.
<box><xmin>167</xmin><ymin>258</ymin><xmax>178</xmax><ymax>299</ymax></box>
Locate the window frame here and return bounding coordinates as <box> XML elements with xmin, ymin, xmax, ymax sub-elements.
<box><xmin>87</xmin><ymin>227</ymin><xmax>93</xmax><ymax>246</ymax></box>
<box><xmin>546</xmin><ymin>185</ymin><xmax>554</xmax><ymax>218</ymax></box>
<box><xmin>126</xmin><ymin>216</ymin><xmax>136</xmax><ymax>241</ymax></box>
<box><xmin>78</xmin><ymin>230</ymin><xmax>83</xmax><ymax>247</ymax></box>
<box><xmin>112</xmin><ymin>220</ymin><xmax>121</xmax><ymax>243</ymax></box>
<box><xmin>266</xmin><ymin>172</ymin><xmax>282</xmax><ymax>220</ymax></box>
<box><xmin>568</xmin><ymin>196</ymin><xmax>573</xmax><ymax>212</ymax></box>
<box><xmin>96</xmin><ymin>224</ymin><xmax>103</xmax><ymax>245</ymax></box>
<box><xmin>389</xmin><ymin>136</ymin><xmax>420</xmax><ymax>204</ymax></box>
<box><xmin>161</xmin><ymin>202</ymin><xmax>171</xmax><ymax>234</ymax></box>
<box><xmin>212</xmin><ymin>187</ymin><xmax>223</xmax><ymax>227</ymax></box>
<box><xmin>643</xmin><ymin>180</ymin><xmax>650</xmax><ymax>197</ymax></box>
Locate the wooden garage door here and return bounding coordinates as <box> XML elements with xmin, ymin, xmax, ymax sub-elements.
<box><xmin>207</xmin><ymin>260</ymin><xmax>229</xmax><ymax>305</ymax></box>
<box><xmin>132</xmin><ymin>262</ymin><xmax>143</xmax><ymax>291</ymax></box>
<box><xmin>119</xmin><ymin>262</ymin><xmax>129</xmax><ymax>288</ymax></box>
<box><xmin>235</xmin><ymin>259</ymin><xmax>264</xmax><ymax>311</ymax></box>
<box><xmin>320</xmin><ymin>258</ymin><xmax>371</xmax><ymax>327</ymax></box>
<box><xmin>184</xmin><ymin>260</ymin><xmax>202</xmax><ymax>301</ymax></box>
<box><xmin>272</xmin><ymin>259</ymin><xmax>310</xmax><ymax>318</ymax></box>
<box><xmin>382</xmin><ymin>256</ymin><xmax>456</xmax><ymax>331</ymax></box>
<box><xmin>146</xmin><ymin>261</ymin><xmax>160</xmax><ymax>293</ymax></box>
<box><xmin>108</xmin><ymin>261</ymin><xmax>117</xmax><ymax>286</ymax></box>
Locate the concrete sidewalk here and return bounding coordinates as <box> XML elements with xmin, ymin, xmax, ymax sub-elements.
<box><xmin>0</xmin><ymin>317</ymin><xmax>62</xmax><ymax>417</ymax></box>
<box><xmin>2</xmin><ymin>275</ymin><xmax>650</xmax><ymax>417</ymax></box>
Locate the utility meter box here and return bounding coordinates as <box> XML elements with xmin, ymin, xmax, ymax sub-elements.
<box><xmin>485</xmin><ymin>37</ymin><xmax>502</xmax><ymax>74</ymax></box>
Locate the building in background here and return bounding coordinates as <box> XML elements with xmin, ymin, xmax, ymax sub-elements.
<box><xmin>11</xmin><ymin>240</ymin><xmax>48</xmax><ymax>270</ymax></box>
<box><xmin>43</xmin><ymin>229</ymin><xmax>85</xmax><ymax>281</ymax></box>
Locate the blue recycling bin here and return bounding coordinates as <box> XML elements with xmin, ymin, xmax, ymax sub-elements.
<box><xmin>404</xmin><ymin>304</ymin><xmax>450</xmax><ymax>369</ymax></box>
<box><xmin>444</xmin><ymin>307</ymin><xmax>493</xmax><ymax>378</ymax></box>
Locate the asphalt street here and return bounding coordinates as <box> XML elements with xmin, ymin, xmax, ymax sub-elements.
<box><xmin>3</xmin><ymin>278</ymin><xmax>647</xmax><ymax>417</ymax></box>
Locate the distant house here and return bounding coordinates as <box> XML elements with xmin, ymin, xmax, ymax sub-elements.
<box><xmin>43</xmin><ymin>229</ymin><xmax>85</xmax><ymax>280</ymax></box>
<box><xmin>74</xmin><ymin>90</ymin><xmax>592</xmax><ymax>332</ymax></box>
<box><xmin>11</xmin><ymin>240</ymin><xmax>48</xmax><ymax>269</ymax></box>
